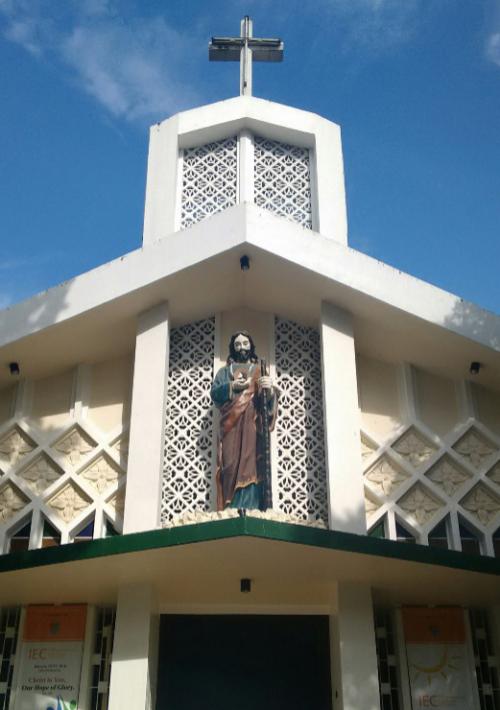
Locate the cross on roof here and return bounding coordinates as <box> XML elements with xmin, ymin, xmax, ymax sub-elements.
<box><xmin>209</xmin><ymin>16</ymin><xmax>284</xmax><ymax>97</ymax></box>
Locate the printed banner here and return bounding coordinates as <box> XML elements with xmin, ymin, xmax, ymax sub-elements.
<box><xmin>14</xmin><ymin>605</ymin><xmax>87</xmax><ymax>710</ymax></box>
<box><xmin>402</xmin><ymin>607</ymin><xmax>475</xmax><ymax>709</ymax></box>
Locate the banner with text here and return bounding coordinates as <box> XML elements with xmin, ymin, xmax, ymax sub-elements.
<box><xmin>402</xmin><ymin>607</ymin><xmax>475</xmax><ymax>710</ymax></box>
<box><xmin>14</xmin><ymin>605</ymin><xmax>87</xmax><ymax>710</ymax></box>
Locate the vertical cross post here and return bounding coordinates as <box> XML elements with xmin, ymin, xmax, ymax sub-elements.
<box><xmin>209</xmin><ymin>17</ymin><xmax>283</xmax><ymax>97</ymax></box>
<box><xmin>240</xmin><ymin>16</ymin><xmax>253</xmax><ymax>96</ymax></box>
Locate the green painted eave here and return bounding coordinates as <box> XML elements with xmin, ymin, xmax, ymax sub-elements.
<box><xmin>1</xmin><ymin>516</ymin><xmax>499</xmax><ymax>578</ymax></box>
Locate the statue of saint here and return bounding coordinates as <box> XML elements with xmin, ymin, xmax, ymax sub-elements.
<box><xmin>211</xmin><ymin>331</ymin><xmax>278</xmax><ymax>510</ymax></box>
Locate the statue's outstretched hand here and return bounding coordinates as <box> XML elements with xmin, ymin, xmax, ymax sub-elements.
<box><xmin>258</xmin><ymin>375</ymin><xmax>273</xmax><ymax>391</ymax></box>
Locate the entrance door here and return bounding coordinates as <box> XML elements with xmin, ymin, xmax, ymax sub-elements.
<box><xmin>156</xmin><ymin>615</ymin><xmax>332</xmax><ymax>710</ymax></box>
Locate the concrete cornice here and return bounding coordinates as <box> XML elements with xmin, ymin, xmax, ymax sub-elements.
<box><xmin>157</xmin><ymin>95</ymin><xmax>340</xmax><ymax>144</ymax></box>
<box><xmin>0</xmin><ymin>203</ymin><xmax>499</xmax><ymax>387</ymax></box>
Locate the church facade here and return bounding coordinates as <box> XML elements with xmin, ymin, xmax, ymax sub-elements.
<box><xmin>0</xmin><ymin>90</ymin><xmax>500</xmax><ymax>710</ymax></box>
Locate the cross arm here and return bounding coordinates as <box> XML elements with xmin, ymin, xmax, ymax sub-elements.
<box><xmin>209</xmin><ymin>37</ymin><xmax>242</xmax><ymax>62</ymax></box>
<box><xmin>249</xmin><ymin>39</ymin><xmax>283</xmax><ymax>63</ymax></box>
<box><xmin>209</xmin><ymin>37</ymin><xmax>283</xmax><ymax>62</ymax></box>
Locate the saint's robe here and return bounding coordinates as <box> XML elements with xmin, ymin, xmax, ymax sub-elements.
<box><xmin>211</xmin><ymin>362</ymin><xmax>277</xmax><ymax>510</ymax></box>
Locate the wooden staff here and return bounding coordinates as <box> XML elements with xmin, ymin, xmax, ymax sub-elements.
<box><xmin>260</xmin><ymin>359</ymin><xmax>273</xmax><ymax>510</ymax></box>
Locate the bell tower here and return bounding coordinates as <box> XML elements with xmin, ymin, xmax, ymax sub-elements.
<box><xmin>142</xmin><ymin>19</ymin><xmax>347</xmax><ymax>246</ymax></box>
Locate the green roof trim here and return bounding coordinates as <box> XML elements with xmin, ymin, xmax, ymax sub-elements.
<box><xmin>1</xmin><ymin>515</ymin><xmax>500</xmax><ymax>576</ymax></box>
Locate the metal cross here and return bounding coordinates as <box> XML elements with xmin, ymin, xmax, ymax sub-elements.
<box><xmin>209</xmin><ymin>16</ymin><xmax>284</xmax><ymax>97</ymax></box>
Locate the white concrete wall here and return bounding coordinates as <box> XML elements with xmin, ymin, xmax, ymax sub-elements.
<box><xmin>473</xmin><ymin>383</ymin><xmax>500</xmax><ymax>438</ymax></box>
<box><xmin>357</xmin><ymin>355</ymin><xmax>402</xmax><ymax>443</ymax></box>
<box><xmin>87</xmin><ymin>355</ymin><xmax>133</xmax><ymax>434</ymax></box>
<box><xmin>0</xmin><ymin>384</ymin><xmax>15</xmax><ymax>425</ymax></box>
<box><xmin>414</xmin><ymin>367</ymin><xmax>460</xmax><ymax>437</ymax></box>
<box><xmin>30</xmin><ymin>369</ymin><xmax>74</xmax><ymax>432</ymax></box>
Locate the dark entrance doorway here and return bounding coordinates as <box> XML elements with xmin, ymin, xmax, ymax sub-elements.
<box><xmin>156</xmin><ymin>615</ymin><xmax>332</xmax><ymax>710</ymax></box>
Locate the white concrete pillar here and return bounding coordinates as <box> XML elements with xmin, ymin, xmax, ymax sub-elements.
<box><xmin>313</xmin><ymin>121</ymin><xmax>347</xmax><ymax>243</ymax></box>
<box><xmin>123</xmin><ymin>302</ymin><xmax>170</xmax><ymax>533</ymax></box>
<box><xmin>320</xmin><ymin>301</ymin><xmax>366</xmax><ymax>533</ymax></box>
<box><xmin>333</xmin><ymin>582</ymin><xmax>381</xmax><ymax>710</ymax></box>
<box><xmin>143</xmin><ymin>115</ymin><xmax>180</xmax><ymax>245</ymax></box>
<box><xmin>108</xmin><ymin>584</ymin><xmax>159</xmax><ymax>710</ymax></box>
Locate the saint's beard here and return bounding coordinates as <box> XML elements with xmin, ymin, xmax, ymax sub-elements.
<box><xmin>234</xmin><ymin>349</ymin><xmax>250</xmax><ymax>363</ymax></box>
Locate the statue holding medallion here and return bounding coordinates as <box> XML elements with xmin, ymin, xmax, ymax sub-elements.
<box><xmin>211</xmin><ymin>331</ymin><xmax>279</xmax><ymax>511</ymax></box>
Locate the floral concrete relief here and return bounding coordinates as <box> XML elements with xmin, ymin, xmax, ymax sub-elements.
<box><xmin>392</xmin><ymin>427</ymin><xmax>437</xmax><ymax>469</ymax></box>
<box><xmin>0</xmin><ymin>427</ymin><xmax>36</xmax><ymax>468</ymax></box>
<box><xmin>365</xmin><ymin>455</ymin><xmax>409</xmax><ymax>497</ymax></box>
<box><xmin>425</xmin><ymin>456</ymin><xmax>471</xmax><ymax>497</ymax></box>
<box><xmin>398</xmin><ymin>484</ymin><xmax>443</xmax><ymax>526</ymax></box>
<box><xmin>79</xmin><ymin>454</ymin><xmax>124</xmax><ymax>494</ymax></box>
<box><xmin>48</xmin><ymin>482</ymin><xmax>91</xmax><ymax>523</ymax></box>
<box><xmin>0</xmin><ymin>483</ymin><xmax>27</xmax><ymax>523</ymax></box>
<box><xmin>53</xmin><ymin>426</ymin><xmax>97</xmax><ymax>468</ymax></box>
<box><xmin>453</xmin><ymin>428</ymin><xmax>498</xmax><ymax>470</ymax></box>
<box><xmin>19</xmin><ymin>454</ymin><xmax>62</xmax><ymax>496</ymax></box>
<box><xmin>460</xmin><ymin>484</ymin><xmax>500</xmax><ymax>526</ymax></box>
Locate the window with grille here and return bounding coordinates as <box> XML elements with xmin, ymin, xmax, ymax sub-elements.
<box><xmin>254</xmin><ymin>136</ymin><xmax>312</xmax><ymax>229</ymax></box>
<box><xmin>180</xmin><ymin>137</ymin><xmax>238</xmax><ymax>230</ymax></box>
<box><xmin>274</xmin><ymin>317</ymin><xmax>327</xmax><ymax>521</ymax></box>
<box><xmin>179</xmin><ymin>133</ymin><xmax>313</xmax><ymax>232</ymax></box>
<box><xmin>396</xmin><ymin>520</ymin><xmax>416</xmax><ymax>544</ymax></box>
<box><xmin>374</xmin><ymin>610</ymin><xmax>401</xmax><ymax>710</ymax></box>
<box><xmin>369</xmin><ymin>517</ymin><xmax>387</xmax><ymax>539</ymax></box>
<box><xmin>162</xmin><ymin>318</ymin><xmax>215</xmax><ymax>522</ymax></box>
<box><xmin>0</xmin><ymin>607</ymin><xmax>20</xmax><ymax>710</ymax></box>
<box><xmin>460</xmin><ymin>518</ymin><xmax>483</xmax><ymax>555</ymax></box>
<box><xmin>89</xmin><ymin>607</ymin><xmax>116</xmax><ymax>710</ymax></box>
<box><xmin>428</xmin><ymin>517</ymin><xmax>449</xmax><ymax>549</ymax></box>
<box><xmin>470</xmin><ymin>609</ymin><xmax>500</xmax><ymax>710</ymax></box>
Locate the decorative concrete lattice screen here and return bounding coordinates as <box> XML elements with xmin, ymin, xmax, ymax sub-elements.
<box><xmin>374</xmin><ymin>610</ymin><xmax>401</xmax><ymax>710</ymax></box>
<box><xmin>180</xmin><ymin>137</ymin><xmax>238</xmax><ymax>230</ymax></box>
<box><xmin>469</xmin><ymin>609</ymin><xmax>500</xmax><ymax>708</ymax></box>
<box><xmin>363</xmin><ymin>381</ymin><xmax>500</xmax><ymax>555</ymax></box>
<box><xmin>162</xmin><ymin>319</ymin><xmax>215</xmax><ymax>522</ymax></box>
<box><xmin>254</xmin><ymin>136</ymin><xmax>312</xmax><ymax>230</ymax></box>
<box><xmin>274</xmin><ymin>317</ymin><xmax>327</xmax><ymax>521</ymax></box>
<box><xmin>0</xmin><ymin>607</ymin><xmax>20</xmax><ymax>710</ymax></box>
<box><xmin>0</xmin><ymin>372</ymin><xmax>128</xmax><ymax>552</ymax></box>
<box><xmin>89</xmin><ymin>607</ymin><xmax>116</xmax><ymax>710</ymax></box>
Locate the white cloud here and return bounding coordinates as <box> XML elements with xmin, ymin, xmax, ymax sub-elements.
<box><xmin>326</xmin><ymin>0</ymin><xmax>423</xmax><ymax>51</ymax></box>
<box><xmin>0</xmin><ymin>294</ymin><xmax>12</xmax><ymax>310</ymax></box>
<box><xmin>233</xmin><ymin>0</ymin><xmax>426</xmax><ymax>52</ymax></box>
<box><xmin>0</xmin><ymin>1</ymin><xmax>201</xmax><ymax>122</ymax></box>
<box><xmin>61</xmin><ymin>17</ymin><xmax>197</xmax><ymax>120</ymax></box>
<box><xmin>486</xmin><ymin>32</ymin><xmax>500</xmax><ymax>67</ymax></box>
<box><xmin>0</xmin><ymin>252</ymin><xmax>65</xmax><ymax>272</ymax></box>
<box><xmin>4</xmin><ymin>16</ymin><xmax>42</xmax><ymax>55</ymax></box>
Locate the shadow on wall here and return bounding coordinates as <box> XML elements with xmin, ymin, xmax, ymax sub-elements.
<box><xmin>340</xmin><ymin>671</ymin><xmax>380</xmax><ymax>710</ymax></box>
<box><xmin>0</xmin><ymin>275</ymin><xmax>78</xmax><ymax>397</ymax></box>
<box><xmin>442</xmin><ymin>297</ymin><xmax>500</xmax><ymax>352</ymax></box>
<box><xmin>0</xmin><ymin>276</ymin><xmax>73</xmax><ymax>351</ymax></box>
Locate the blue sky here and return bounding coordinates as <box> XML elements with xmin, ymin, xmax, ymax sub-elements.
<box><xmin>1</xmin><ymin>0</ymin><xmax>499</xmax><ymax>314</ymax></box>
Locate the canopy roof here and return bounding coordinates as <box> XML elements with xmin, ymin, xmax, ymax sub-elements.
<box><xmin>0</xmin><ymin>516</ymin><xmax>499</xmax><ymax>609</ymax></box>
